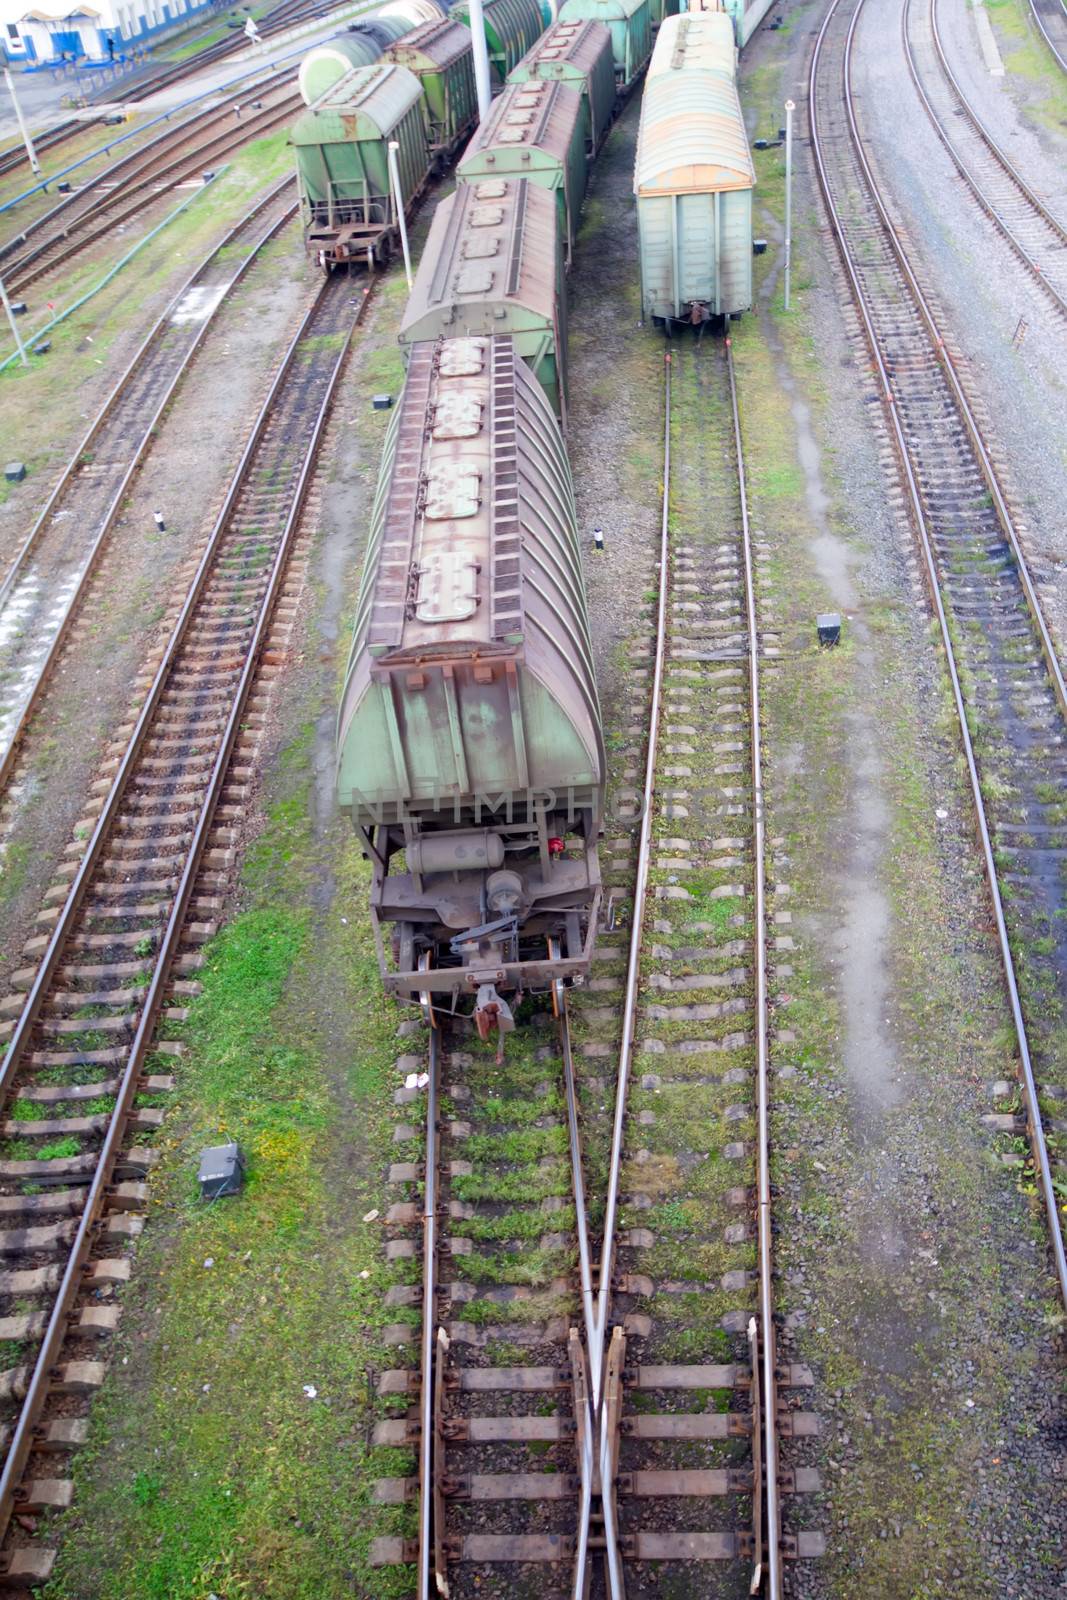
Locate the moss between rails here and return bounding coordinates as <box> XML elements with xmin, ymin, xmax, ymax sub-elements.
<box><xmin>42</xmin><ymin>731</ymin><xmax>414</xmax><ymax>1600</ymax></box>
<box><xmin>0</xmin><ymin>126</ymin><xmax>297</xmax><ymax>509</ymax></box>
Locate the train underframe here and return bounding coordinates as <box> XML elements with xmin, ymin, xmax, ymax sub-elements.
<box><xmin>358</xmin><ymin>808</ymin><xmax>603</xmax><ymax>1056</ymax></box>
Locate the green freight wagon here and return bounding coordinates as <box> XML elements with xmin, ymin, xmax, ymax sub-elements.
<box><xmin>647</xmin><ymin>0</ymin><xmax>678</xmax><ymax>30</ymax></box>
<box><xmin>634</xmin><ymin>45</ymin><xmax>755</xmax><ymax>322</ymax></box>
<box><xmin>456</xmin><ymin>79</ymin><xmax>586</xmax><ymax>264</ymax></box>
<box><xmin>383</xmin><ymin>18</ymin><xmax>477</xmax><ymax>161</ymax></box>
<box><xmin>337</xmin><ymin>334</ymin><xmax>604</xmax><ymax>1012</ymax></box>
<box><xmin>452</xmin><ymin>0</ymin><xmax>545</xmax><ymax>81</ymax></box>
<box><xmin>399</xmin><ymin>179</ymin><xmax>568</xmax><ymax>421</ymax></box>
<box><xmin>557</xmin><ymin>0</ymin><xmax>651</xmax><ymax>89</ymax></box>
<box><xmin>290</xmin><ymin>64</ymin><xmax>431</xmax><ymax>271</ymax></box>
<box><xmin>508</xmin><ymin>17</ymin><xmax>616</xmax><ymax>156</ymax></box>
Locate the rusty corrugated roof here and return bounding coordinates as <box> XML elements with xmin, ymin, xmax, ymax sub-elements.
<box><xmin>635</xmin><ymin>68</ymin><xmax>754</xmax><ymax>194</ymax></box>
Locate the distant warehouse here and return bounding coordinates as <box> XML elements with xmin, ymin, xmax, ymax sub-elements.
<box><xmin>1</xmin><ymin>0</ymin><xmax>221</xmax><ymax>65</ymax></box>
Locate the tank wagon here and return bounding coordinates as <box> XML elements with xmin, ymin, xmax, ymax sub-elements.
<box><xmin>634</xmin><ymin>12</ymin><xmax>755</xmax><ymax>325</ymax></box>
<box><xmin>507</xmin><ymin>18</ymin><xmax>616</xmax><ymax>157</ymax></box>
<box><xmin>456</xmin><ymin>79</ymin><xmax>586</xmax><ymax>264</ymax></box>
<box><xmin>337</xmin><ymin>334</ymin><xmax>604</xmax><ymax>1036</ymax></box>
<box><xmin>557</xmin><ymin>0</ymin><xmax>652</xmax><ymax>90</ymax></box>
<box><xmin>297</xmin><ymin>1</ymin><xmax>446</xmax><ymax>105</ymax></box>
<box><xmin>290</xmin><ymin>63</ymin><xmax>431</xmax><ymax>271</ymax></box>
<box><xmin>383</xmin><ymin>17</ymin><xmax>477</xmax><ymax>161</ymax></box>
<box><xmin>451</xmin><ymin>0</ymin><xmax>546</xmax><ymax>80</ymax></box>
<box><xmin>399</xmin><ymin>179</ymin><xmax>567</xmax><ymax>420</ymax></box>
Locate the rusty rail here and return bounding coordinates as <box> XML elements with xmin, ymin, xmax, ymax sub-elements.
<box><xmin>0</xmin><ymin>272</ymin><xmax>363</xmax><ymax>1563</ymax></box>
<box><xmin>903</xmin><ymin>0</ymin><xmax>1067</xmax><ymax>319</ymax></box>
<box><xmin>0</xmin><ymin>177</ymin><xmax>297</xmax><ymax>793</ymax></box>
<box><xmin>809</xmin><ymin>0</ymin><xmax>1067</xmax><ymax>1309</ymax></box>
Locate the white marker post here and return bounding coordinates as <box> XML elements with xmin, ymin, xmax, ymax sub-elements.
<box><xmin>467</xmin><ymin>0</ymin><xmax>492</xmax><ymax>121</ymax></box>
<box><xmin>784</xmin><ymin>98</ymin><xmax>795</xmax><ymax>311</ymax></box>
<box><xmin>388</xmin><ymin>141</ymin><xmax>413</xmax><ymax>290</ymax></box>
<box><xmin>0</xmin><ymin>277</ymin><xmax>28</xmax><ymax>367</ymax></box>
<box><xmin>4</xmin><ymin>68</ymin><xmax>40</xmax><ymax>177</ymax></box>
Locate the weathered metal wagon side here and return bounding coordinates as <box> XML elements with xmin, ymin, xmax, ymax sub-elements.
<box><xmin>399</xmin><ymin>179</ymin><xmax>568</xmax><ymax>421</ymax></box>
<box><xmin>290</xmin><ymin>63</ymin><xmax>431</xmax><ymax>271</ymax></box>
<box><xmin>558</xmin><ymin>0</ymin><xmax>652</xmax><ymax>89</ymax></box>
<box><xmin>337</xmin><ymin>334</ymin><xmax>604</xmax><ymax>1024</ymax></box>
<box><xmin>456</xmin><ymin>78</ymin><xmax>586</xmax><ymax>263</ymax></box>
<box><xmin>451</xmin><ymin>0</ymin><xmax>545</xmax><ymax>80</ymax></box>
<box><xmin>507</xmin><ymin>17</ymin><xmax>616</xmax><ymax>156</ymax></box>
<box><xmin>383</xmin><ymin>17</ymin><xmax>478</xmax><ymax>160</ymax></box>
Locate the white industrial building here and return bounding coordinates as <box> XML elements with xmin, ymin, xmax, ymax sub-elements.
<box><xmin>1</xmin><ymin>0</ymin><xmax>221</xmax><ymax>64</ymax></box>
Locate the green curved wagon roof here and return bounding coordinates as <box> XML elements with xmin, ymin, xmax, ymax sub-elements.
<box><xmin>290</xmin><ymin>62</ymin><xmax>424</xmax><ymax>145</ymax></box>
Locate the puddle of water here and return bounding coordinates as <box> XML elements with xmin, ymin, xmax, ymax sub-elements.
<box><xmin>171</xmin><ymin>282</ymin><xmax>230</xmax><ymax>326</ymax></box>
<box><xmin>0</xmin><ymin>566</ymin><xmax>83</xmax><ymax>755</ymax></box>
<box><xmin>757</xmin><ymin>219</ymin><xmax>898</xmax><ymax>1111</ymax></box>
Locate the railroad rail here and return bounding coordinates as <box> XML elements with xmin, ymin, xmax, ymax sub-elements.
<box><xmin>811</xmin><ymin>0</ymin><xmax>1067</xmax><ymax>1306</ymax></box>
<box><xmin>0</xmin><ymin>0</ymin><xmax>346</xmax><ymax>182</ymax></box>
<box><xmin>590</xmin><ymin>343</ymin><xmax>819</xmax><ymax>1595</ymax></box>
<box><xmin>903</xmin><ymin>0</ymin><xmax>1067</xmax><ymax>318</ymax></box>
<box><xmin>1029</xmin><ymin>0</ymin><xmax>1067</xmax><ymax>71</ymax></box>
<box><xmin>0</xmin><ymin>268</ymin><xmax>368</xmax><ymax>1585</ymax></box>
<box><xmin>368</xmin><ymin>343</ymin><xmax>822</xmax><ymax>1596</ymax></box>
<box><xmin>0</xmin><ymin>176</ymin><xmax>298</xmax><ymax>799</ymax></box>
<box><xmin>368</xmin><ymin>990</ymin><xmax>595</xmax><ymax>1593</ymax></box>
<box><xmin>0</xmin><ymin>69</ymin><xmax>299</xmax><ymax>295</ymax></box>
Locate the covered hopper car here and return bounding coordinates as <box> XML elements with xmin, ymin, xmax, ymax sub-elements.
<box><xmin>296</xmin><ymin>2</ymin><xmax>446</xmax><ymax>106</ymax></box>
<box><xmin>451</xmin><ymin>0</ymin><xmax>546</xmax><ymax>80</ymax></box>
<box><xmin>337</xmin><ymin>334</ymin><xmax>604</xmax><ymax>1036</ymax></box>
<box><xmin>456</xmin><ymin>78</ymin><xmax>587</xmax><ymax>264</ymax></box>
<box><xmin>557</xmin><ymin>0</ymin><xmax>653</xmax><ymax>90</ymax></box>
<box><xmin>290</xmin><ymin>62</ymin><xmax>432</xmax><ymax>271</ymax></box>
<box><xmin>383</xmin><ymin>17</ymin><xmax>478</xmax><ymax>160</ymax></box>
<box><xmin>398</xmin><ymin>179</ymin><xmax>567</xmax><ymax>421</ymax></box>
<box><xmin>507</xmin><ymin>17</ymin><xmax>616</xmax><ymax>157</ymax></box>
<box><xmin>634</xmin><ymin>11</ymin><xmax>755</xmax><ymax>325</ymax></box>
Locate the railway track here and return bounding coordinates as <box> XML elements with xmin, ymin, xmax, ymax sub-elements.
<box><xmin>368</xmin><ymin>342</ymin><xmax>822</xmax><ymax>1596</ymax></box>
<box><xmin>0</xmin><ymin>0</ymin><xmax>346</xmax><ymax>183</ymax></box>
<box><xmin>0</xmin><ymin>267</ymin><xmax>368</xmax><ymax>1586</ymax></box>
<box><xmin>0</xmin><ymin>175</ymin><xmax>298</xmax><ymax>800</ymax></box>
<box><xmin>903</xmin><ymin>0</ymin><xmax>1067</xmax><ymax>318</ymax></box>
<box><xmin>0</xmin><ymin>70</ymin><xmax>298</xmax><ymax>296</ymax></box>
<box><xmin>1029</xmin><ymin>0</ymin><xmax>1067</xmax><ymax>71</ymax></box>
<box><xmin>811</xmin><ymin>0</ymin><xmax>1067</xmax><ymax>1307</ymax></box>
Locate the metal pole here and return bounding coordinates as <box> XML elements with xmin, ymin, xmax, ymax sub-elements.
<box><xmin>467</xmin><ymin>0</ymin><xmax>492</xmax><ymax>121</ymax></box>
<box><xmin>4</xmin><ymin>68</ymin><xmax>40</xmax><ymax>177</ymax></box>
<box><xmin>784</xmin><ymin>98</ymin><xmax>795</xmax><ymax>310</ymax></box>
<box><xmin>0</xmin><ymin>277</ymin><xmax>28</xmax><ymax>367</ymax></box>
<box><xmin>387</xmin><ymin>141</ymin><xmax>413</xmax><ymax>291</ymax></box>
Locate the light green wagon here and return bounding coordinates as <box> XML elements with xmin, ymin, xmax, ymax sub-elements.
<box><xmin>634</xmin><ymin>18</ymin><xmax>755</xmax><ymax>324</ymax></box>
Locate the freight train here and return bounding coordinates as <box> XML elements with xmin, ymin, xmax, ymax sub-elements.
<box><xmin>323</xmin><ymin>5</ymin><xmax>758</xmax><ymax>1039</ymax></box>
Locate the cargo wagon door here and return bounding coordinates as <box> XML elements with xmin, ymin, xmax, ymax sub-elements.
<box><xmin>676</xmin><ymin>192</ymin><xmax>715</xmax><ymax>311</ymax></box>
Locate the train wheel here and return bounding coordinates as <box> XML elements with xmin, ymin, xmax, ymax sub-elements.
<box><xmin>418</xmin><ymin>949</ymin><xmax>436</xmax><ymax>1031</ymax></box>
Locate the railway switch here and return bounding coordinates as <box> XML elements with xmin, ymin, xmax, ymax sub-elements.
<box><xmin>198</xmin><ymin>1142</ymin><xmax>246</xmax><ymax>1201</ymax></box>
